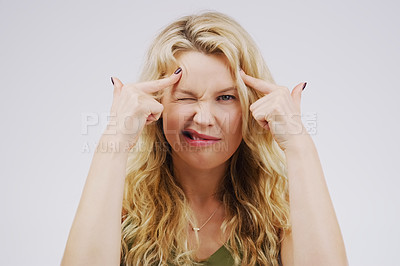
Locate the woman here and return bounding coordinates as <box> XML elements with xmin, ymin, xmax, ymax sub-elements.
<box><xmin>62</xmin><ymin>11</ymin><xmax>348</xmax><ymax>265</ymax></box>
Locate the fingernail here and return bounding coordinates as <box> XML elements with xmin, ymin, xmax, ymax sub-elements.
<box><xmin>302</xmin><ymin>82</ymin><xmax>307</xmax><ymax>91</ymax></box>
<box><xmin>111</xmin><ymin>77</ymin><xmax>114</xmax><ymax>85</ymax></box>
<box><xmin>174</xmin><ymin>67</ymin><xmax>182</xmax><ymax>74</ymax></box>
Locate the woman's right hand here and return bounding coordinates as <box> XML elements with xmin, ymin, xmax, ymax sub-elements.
<box><xmin>105</xmin><ymin>67</ymin><xmax>182</xmax><ymax>151</ymax></box>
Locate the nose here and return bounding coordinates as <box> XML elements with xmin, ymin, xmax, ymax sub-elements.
<box><xmin>192</xmin><ymin>102</ymin><xmax>216</xmax><ymax>127</ymax></box>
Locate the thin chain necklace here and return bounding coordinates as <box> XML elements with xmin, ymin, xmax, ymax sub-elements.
<box><xmin>190</xmin><ymin>205</ymin><xmax>220</xmax><ymax>232</ymax></box>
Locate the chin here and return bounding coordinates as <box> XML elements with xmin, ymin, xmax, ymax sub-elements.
<box><xmin>172</xmin><ymin>148</ymin><xmax>232</xmax><ymax>170</ymax></box>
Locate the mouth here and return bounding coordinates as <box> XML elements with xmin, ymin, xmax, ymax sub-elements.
<box><xmin>181</xmin><ymin>129</ymin><xmax>221</xmax><ymax>146</ymax></box>
<box><xmin>182</xmin><ymin>129</ymin><xmax>221</xmax><ymax>140</ymax></box>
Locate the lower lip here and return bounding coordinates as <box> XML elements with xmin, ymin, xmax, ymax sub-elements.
<box><xmin>183</xmin><ymin>135</ymin><xmax>221</xmax><ymax>146</ymax></box>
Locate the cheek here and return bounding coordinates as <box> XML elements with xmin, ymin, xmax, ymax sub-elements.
<box><xmin>162</xmin><ymin>106</ymin><xmax>190</xmax><ymax>135</ymax></box>
<box><xmin>163</xmin><ymin>113</ymin><xmax>180</xmax><ymax>136</ymax></box>
<box><xmin>230</xmin><ymin>115</ymin><xmax>243</xmax><ymax>136</ymax></box>
<box><xmin>219</xmin><ymin>108</ymin><xmax>242</xmax><ymax>136</ymax></box>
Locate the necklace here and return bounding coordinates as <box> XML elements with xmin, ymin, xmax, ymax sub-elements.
<box><xmin>190</xmin><ymin>205</ymin><xmax>220</xmax><ymax>232</ymax></box>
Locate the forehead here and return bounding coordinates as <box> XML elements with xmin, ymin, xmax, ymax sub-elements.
<box><xmin>173</xmin><ymin>51</ymin><xmax>236</xmax><ymax>92</ymax></box>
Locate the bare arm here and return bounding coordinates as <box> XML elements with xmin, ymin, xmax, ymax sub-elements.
<box><xmin>61</xmin><ymin>135</ymin><xmax>129</xmax><ymax>266</ymax></box>
<box><xmin>281</xmin><ymin>132</ymin><xmax>348</xmax><ymax>265</ymax></box>
<box><xmin>239</xmin><ymin>70</ymin><xmax>347</xmax><ymax>265</ymax></box>
<box><xmin>61</xmin><ymin>71</ymin><xmax>182</xmax><ymax>266</ymax></box>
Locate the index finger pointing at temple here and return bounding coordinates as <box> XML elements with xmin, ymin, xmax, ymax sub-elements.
<box><xmin>240</xmin><ymin>69</ymin><xmax>280</xmax><ymax>94</ymax></box>
<box><xmin>136</xmin><ymin>67</ymin><xmax>183</xmax><ymax>94</ymax></box>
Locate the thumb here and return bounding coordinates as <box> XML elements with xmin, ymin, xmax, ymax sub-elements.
<box><xmin>111</xmin><ymin>77</ymin><xmax>124</xmax><ymax>96</ymax></box>
<box><xmin>291</xmin><ymin>82</ymin><xmax>307</xmax><ymax>111</ymax></box>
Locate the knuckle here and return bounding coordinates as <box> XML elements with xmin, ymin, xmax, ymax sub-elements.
<box><xmin>128</xmin><ymin>94</ymin><xmax>141</xmax><ymax>106</ymax></box>
<box><xmin>279</xmin><ymin>86</ymin><xmax>290</xmax><ymax>93</ymax></box>
<box><xmin>157</xmin><ymin>102</ymin><xmax>164</xmax><ymax>111</ymax></box>
<box><xmin>255</xmin><ymin>112</ymin><xmax>265</xmax><ymax>121</ymax></box>
<box><xmin>277</xmin><ymin>92</ymin><xmax>286</xmax><ymax>100</ymax></box>
<box><xmin>137</xmin><ymin>104</ymin><xmax>148</xmax><ymax>114</ymax></box>
<box><xmin>249</xmin><ymin>103</ymin><xmax>256</xmax><ymax>111</ymax></box>
<box><xmin>272</xmin><ymin>106</ymin><xmax>282</xmax><ymax>115</ymax></box>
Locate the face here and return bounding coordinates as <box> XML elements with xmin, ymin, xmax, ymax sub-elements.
<box><xmin>161</xmin><ymin>51</ymin><xmax>243</xmax><ymax>170</ymax></box>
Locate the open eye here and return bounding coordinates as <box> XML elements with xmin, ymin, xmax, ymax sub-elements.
<box><xmin>217</xmin><ymin>95</ymin><xmax>236</xmax><ymax>101</ymax></box>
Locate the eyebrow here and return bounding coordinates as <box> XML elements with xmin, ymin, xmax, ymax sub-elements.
<box><xmin>174</xmin><ymin>87</ymin><xmax>237</xmax><ymax>96</ymax></box>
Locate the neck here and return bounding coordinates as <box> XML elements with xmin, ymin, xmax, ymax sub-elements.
<box><xmin>172</xmin><ymin>156</ymin><xmax>227</xmax><ymax>206</ymax></box>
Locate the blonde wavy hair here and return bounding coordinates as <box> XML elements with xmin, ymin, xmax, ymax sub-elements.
<box><xmin>120</xmin><ymin>11</ymin><xmax>291</xmax><ymax>265</ymax></box>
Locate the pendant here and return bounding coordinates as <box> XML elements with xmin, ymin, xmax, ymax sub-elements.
<box><xmin>192</xmin><ymin>227</ymin><xmax>200</xmax><ymax>232</ymax></box>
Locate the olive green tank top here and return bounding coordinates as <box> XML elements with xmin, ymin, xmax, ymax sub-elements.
<box><xmin>197</xmin><ymin>245</ymin><xmax>234</xmax><ymax>265</ymax></box>
<box><xmin>145</xmin><ymin>243</ymin><xmax>281</xmax><ymax>265</ymax></box>
<box><xmin>165</xmin><ymin>245</ymin><xmax>234</xmax><ymax>266</ymax></box>
<box><xmin>188</xmin><ymin>244</ymin><xmax>282</xmax><ymax>266</ymax></box>
<box><xmin>198</xmin><ymin>245</ymin><xmax>282</xmax><ymax>266</ymax></box>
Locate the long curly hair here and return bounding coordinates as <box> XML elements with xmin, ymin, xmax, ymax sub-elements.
<box><xmin>120</xmin><ymin>11</ymin><xmax>291</xmax><ymax>265</ymax></box>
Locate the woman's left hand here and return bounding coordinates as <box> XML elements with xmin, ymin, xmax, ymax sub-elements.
<box><xmin>240</xmin><ymin>70</ymin><xmax>308</xmax><ymax>152</ymax></box>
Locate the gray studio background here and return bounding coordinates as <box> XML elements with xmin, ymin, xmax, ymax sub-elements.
<box><xmin>1</xmin><ymin>0</ymin><xmax>399</xmax><ymax>265</ymax></box>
